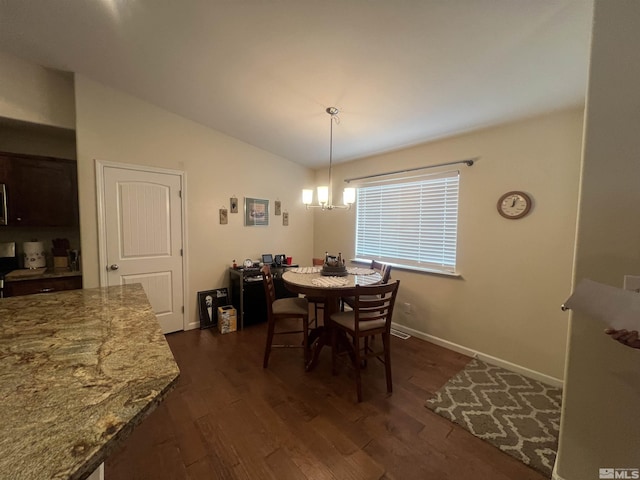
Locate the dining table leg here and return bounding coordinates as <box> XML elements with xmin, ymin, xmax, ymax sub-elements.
<box><xmin>306</xmin><ymin>295</ymin><xmax>353</xmax><ymax>371</ymax></box>
<box><xmin>306</xmin><ymin>296</ymin><xmax>335</xmax><ymax>371</ymax></box>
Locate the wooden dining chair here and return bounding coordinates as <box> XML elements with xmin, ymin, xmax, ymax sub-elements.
<box><xmin>306</xmin><ymin>258</ymin><xmax>326</xmax><ymax>327</ymax></box>
<box><xmin>342</xmin><ymin>260</ymin><xmax>392</xmax><ymax>311</ymax></box>
<box><xmin>329</xmin><ymin>280</ymin><xmax>400</xmax><ymax>402</ymax></box>
<box><xmin>261</xmin><ymin>265</ymin><xmax>310</xmax><ymax>368</ymax></box>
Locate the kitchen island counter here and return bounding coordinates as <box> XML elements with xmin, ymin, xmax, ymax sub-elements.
<box><xmin>0</xmin><ymin>284</ymin><xmax>180</xmax><ymax>480</ymax></box>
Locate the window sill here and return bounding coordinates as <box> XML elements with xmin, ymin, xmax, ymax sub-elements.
<box><xmin>350</xmin><ymin>258</ymin><xmax>461</xmax><ymax>278</ymax></box>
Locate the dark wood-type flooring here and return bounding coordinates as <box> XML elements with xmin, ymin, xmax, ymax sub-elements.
<box><xmin>106</xmin><ymin>321</ymin><xmax>547</xmax><ymax>480</ymax></box>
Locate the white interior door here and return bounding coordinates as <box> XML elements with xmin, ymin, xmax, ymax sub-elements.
<box><xmin>102</xmin><ymin>165</ymin><xmax>184</xmax><ymax>334</ymax></box>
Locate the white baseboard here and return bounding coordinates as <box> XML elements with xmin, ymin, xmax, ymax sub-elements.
<box><xmin>87</xmin><ymin>464</ymin><xmax>104</xmax><ymax>480</ymax></box>
<box><xmin>390</xmin><ymin>322</ymin><xmax>564</xmax><ymax>389</ymax></box>
<box><xmin>552</xmin><ymin>462</ymin><xmax>565</xmax><ymax>480</ymax></box>
<box><xmin>186</xmin><ymin>321</ymin><xmax>199</xmax><ymax>331</ymax></box>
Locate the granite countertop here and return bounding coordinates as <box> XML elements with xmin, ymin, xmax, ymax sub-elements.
<box><xmin>4</xmin><ymin>268</ymin><xmax>83</xmax><ymax>282</ymax></box>
<box><xmin>0</xmin><ymin>284</ymin><xmax>180</xmax><ymax>480</ymax></box>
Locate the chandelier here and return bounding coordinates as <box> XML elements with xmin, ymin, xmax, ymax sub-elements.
<box><xmin>302</xmin><ymin>107</ymin><xmax>356</xmax><ymax>210</ymax></box>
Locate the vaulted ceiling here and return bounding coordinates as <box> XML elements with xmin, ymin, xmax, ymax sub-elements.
<box><xmin>0</xmin><ymin>1</ymin><xmax>593</xmax><ymax>168</ymax></box>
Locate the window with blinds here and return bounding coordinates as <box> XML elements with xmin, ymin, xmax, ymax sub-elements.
<box><xmin>355</xmin><ymin>170</ymin><xmax>459</xmax><ymax>273</ymax></box>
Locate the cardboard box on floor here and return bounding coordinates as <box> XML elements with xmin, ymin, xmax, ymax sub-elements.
<box><xmin>217</xmin><ymin>306</ymin><xmax>237</xmax><ymax>334</ymax></box>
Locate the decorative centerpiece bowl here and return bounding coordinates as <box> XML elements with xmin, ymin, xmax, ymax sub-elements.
<box><xmin>321</xmin><ymin>255</ymin><xmax>348</xmax><ymax>276</ymax></box>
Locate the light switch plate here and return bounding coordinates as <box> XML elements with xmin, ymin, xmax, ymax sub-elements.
<box><xmin>623</xmin><ymin>275</ymin><xmax>640</xmax><ymax>292</ymax></box>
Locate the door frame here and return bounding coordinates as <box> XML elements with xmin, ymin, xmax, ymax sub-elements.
<box><xmin>95</xmin><ymin>159</ymin><xmax>189</xmax><ymax>331</ymax></box>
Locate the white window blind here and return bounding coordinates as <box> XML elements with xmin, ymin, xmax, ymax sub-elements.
<box><xmin>355</xmin><ymin>170</ymin><xmax>459</xmax><ymax>273</ymax></box>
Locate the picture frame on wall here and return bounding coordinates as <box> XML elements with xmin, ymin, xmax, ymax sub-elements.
<box><xmin>230</xmin><ymin>196</ymin><xmax>238</xmax><ymax>213</ymax></box>
<box><xmin>283</xmin><ymin>211</ymin><xmax>289</xmax><ymax>226</ymax></box>
<box><xmin>274</xmin><ymin>200</ymin><xmax>281</xmax><ymax>216</ymax></box>
<box><xmin>219</xmin><ymin>208</ymin><xmax>228</xmax><ymax>224</ymax></box>
<box><xmin>244</xmin><ymin>197</ymin><xmax>269</xmax><ymax>226</ymax></box>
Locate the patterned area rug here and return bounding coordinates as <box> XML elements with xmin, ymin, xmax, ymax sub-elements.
<box><xmin>425</xmin><ymin>358</ymin><xmax>562</xmax><ymax>478</ymax></box>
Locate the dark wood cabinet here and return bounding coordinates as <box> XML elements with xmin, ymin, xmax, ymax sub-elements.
<box><xmin>0</xmin><ymin>152</ymin><xmax>79</xmax><ymax>227</ymax></box>
<box><xmin>4</xmin><ymin>275</ymin><xmax>82</xmax><ymax>297</ymax></box>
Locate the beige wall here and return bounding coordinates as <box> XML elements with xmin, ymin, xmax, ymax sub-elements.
<box><xmin>74</xmin><ymin>75</ymin><xmax>315</xmax><ymax>328</ymax></box>
<box><xmin>556</xmin><ymin>1</ymin><xmax>640</xmax><ymax>478</ymax></box>
<box><xmin>0</xmin><ymin>51</ymin><xmax>75</xmax><ymax>129</ymax></box>
<box><xmin>314</xmin><ymin>108</ymin><xmax>584</xmax><ymax>381</ymax></box>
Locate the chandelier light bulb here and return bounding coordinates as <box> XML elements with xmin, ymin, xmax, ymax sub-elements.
<box><xmin>302</xmin><ymin>189</ymin><xmax>314</xmax><ymax>205</ymax></box>
<box><xmin>343</xmin><ymin>187</ymin><xmax>356</xmax><ymax>205</ymax></box>
<box><xmin>317</xmin><ymin>186</ymin><xmax>329</xmax><ymax>205</ymax></box>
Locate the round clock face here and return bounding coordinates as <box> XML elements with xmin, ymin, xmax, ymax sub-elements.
<box><xmin>497</xmin><ymin>191</ymin><xmax>532</xmax><ymax>219</ymax></box>
<box><xmin>243</xmin><ymin>258</ymin><xmax>253</xmax><ymax>268</ymax></box>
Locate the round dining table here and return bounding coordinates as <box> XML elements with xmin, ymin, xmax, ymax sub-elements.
<box><xmin>282</xmin><ymin>267</ymin><xmax>382</xmax><ymax>371</ymax></box>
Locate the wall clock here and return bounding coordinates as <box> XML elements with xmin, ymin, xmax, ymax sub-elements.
<box><xmin>497</xmin><ymin>191</ymin><xmax>532</xmax><ymax>219</ymax></box>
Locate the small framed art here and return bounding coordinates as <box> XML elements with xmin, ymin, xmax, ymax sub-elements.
<box><xmin>274</xmin><ymin>200</ymin><xmax>281</xmax><ymax>215</ymax></box>
<box><xmin>220</xmin><ymin>208</ymin><xmax>228</xmax><ymax>224</ymax></box>
<box><xmin>244</xmin><ymin>197</ymin><xmax>269</xmax><ymax>226</ymax></box>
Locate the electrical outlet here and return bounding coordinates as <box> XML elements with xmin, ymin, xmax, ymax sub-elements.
<box><xmin>403</xmin><ymin>302</ymin><xmax>412</xmax><ymax>314</ymax></box>
<box><xmin>623</xmin><ymin>275</ymin><xmax>640</xmax><ymax>292</ymax></box>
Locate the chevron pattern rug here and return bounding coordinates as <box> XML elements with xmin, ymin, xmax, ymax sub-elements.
<box><xmin>425</xmin><ymin>358</ymin><xmax>562</xmax><ymax>478</ymax></box>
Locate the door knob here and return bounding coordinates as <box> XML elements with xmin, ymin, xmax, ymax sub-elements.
<box><xmin>109</xmin><ymin>264</ymin><xmax>119</xmax><ymax>271</ymax></box>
